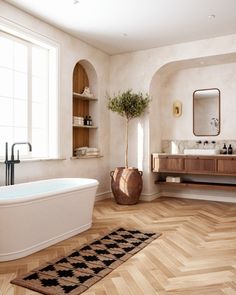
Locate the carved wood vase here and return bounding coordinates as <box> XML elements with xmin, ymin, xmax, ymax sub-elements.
<box><xmin>110</xmin><ymin>167</ymin><xmax>143</xmax><ymax>205</ymax></box>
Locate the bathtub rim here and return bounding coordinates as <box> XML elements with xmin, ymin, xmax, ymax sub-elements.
<box><xmin>0</xmin><ymin>178</ymin><xmax>99</xmax><ymax>205</ymax></box>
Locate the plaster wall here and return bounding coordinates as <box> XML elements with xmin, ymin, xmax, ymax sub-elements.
<box><xmin>0</xmin><ymin>2</ymin><xmax>111</xmax><ymax>195</ymax></box>
<box><xmin>158</xmin><ymin>62</ymin><xmax>236</xmax><ymax>141</ymax></box>
<box><xmin>109</xmin><ymin>34</ymin><xmax>236</xmax><ymax>196</ymax></box>
<box><xmin>2</xmin><ymin>1</ymin><xmax>236</xmax><ymax>199</ymax></box>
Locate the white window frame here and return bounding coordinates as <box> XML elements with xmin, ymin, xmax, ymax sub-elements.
<box><xmin>0</xmin><ymin>17</ymin><xmax>60</xmax><ymax>160</ymax></box>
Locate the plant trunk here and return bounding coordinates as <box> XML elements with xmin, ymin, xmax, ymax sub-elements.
<box><xmin>125</xmin><ymin>118</ymin><xmax>129</xmax><ymax>167</ymax></box>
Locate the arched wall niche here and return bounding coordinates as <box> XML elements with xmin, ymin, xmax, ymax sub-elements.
<box><xmin>72</xmin><ymin>59</ymin><xmax>99</xmax><ymax>154</ymax></box>
<box><xmin>145</xmin><ymin>52</ymin><xmax>236</xmax><ymax>195</ymax></box>
<box><xmin>73</xmin><ymin>59</ymin><xmax>98</xmax><ymax>97</ymax></box>
<box><xmin>149</xmin><ymin>52</ymin><xmax>236</xmax><ymax>154</ymax></box>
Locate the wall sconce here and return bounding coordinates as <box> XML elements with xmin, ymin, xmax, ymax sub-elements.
<box><xmin>173</xmin><ymin>101</ymin><xmax>182</xmax><ymax>117</ymax></box>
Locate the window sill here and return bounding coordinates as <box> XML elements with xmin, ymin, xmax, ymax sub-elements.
<box><xmin>0</xmin><ymin>157</ymin><xmax>66</xmax><ymax>163</ymax></box>
<box><xmin>71</xmin><ymin>155</ymin><xmax>103</xmax><ymax>160</ymax></box>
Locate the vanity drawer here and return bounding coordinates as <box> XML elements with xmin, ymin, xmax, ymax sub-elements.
<box><xmin>185</xmin><ymin>158</ymin><xmax>216</xmax><ymax>174</ymax></box>
<box><xmin>156</xmin><ymin>157</ymin><xmax>184</xmax><ymax>172</ymax></box>
<box><xmin>217</xmin><ymin>158</ymin><xmax>236</xmax><ymax>175</ymax></box>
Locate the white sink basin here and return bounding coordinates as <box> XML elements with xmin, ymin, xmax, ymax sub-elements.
<box><xmin>183</xmin><ymin>149</ymin><xmax>220</xmax><ymax>155</ymax></box>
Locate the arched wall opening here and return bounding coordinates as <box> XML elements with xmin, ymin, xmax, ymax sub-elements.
<box><xmin>149</xmin><ymin>52</ymin><xmax>236</xmax><ymax>155</ymax></box>
<box><xmin>147</xmin><ymin>52</ymin><xmax>236</xmax><ymax>195</ymax></box>
<box><xmin>72</xmin><ymin>59</ymin><xmax>99</xmax><ymax>156</ymax></box>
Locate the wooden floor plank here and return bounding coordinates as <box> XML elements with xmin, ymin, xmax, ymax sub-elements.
<box><xmin>1</xmin><ymin>197</ymin><xmax>236</xmax><ymax>294</ymax></box>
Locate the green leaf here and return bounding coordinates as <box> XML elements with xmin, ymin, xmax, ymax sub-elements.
<box><xmin>107</xmin><ymin>89</ymin><xmax>150</xmax><ymax>120</ymax></box>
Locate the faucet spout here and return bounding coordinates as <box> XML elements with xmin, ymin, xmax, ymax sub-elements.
<box><xmin>11</xmin><ymin>142</ymin><xmax>32</xmax><ymax>159</ymax></box>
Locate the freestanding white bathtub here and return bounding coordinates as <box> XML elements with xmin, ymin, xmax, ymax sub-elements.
<box><xmin>0</xmin><ymin>178</ymin><xmax>98</xmax><ymax>262</ymax></box>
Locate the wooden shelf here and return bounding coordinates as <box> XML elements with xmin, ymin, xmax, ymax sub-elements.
<box><xmin>73</xmin><ymin>125</ymin><xmax>98</xmax><ymax>129</ymax></box>
<box><xmin>73</xmin><ymin>92</ymin><xmax>97</xmax><ymax>101</ymax></box>
<box><xmin>71</xmin><ymin>155</ymin><xmax>103</xmax><ymax>159</ymax></box>
<box><xmin>156</xmin><ymin>181</ymin><xmax>236</xmax><ymax>191</ymax></box>
<box><xmin>72</xmin><ymin>63</ymin><xmax>99</xmax><ymax>151</ymax></box>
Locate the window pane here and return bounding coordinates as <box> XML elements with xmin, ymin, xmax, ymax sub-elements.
<box><xmin>0</xmin><ymin>31</ymin><xmax>57</xmax><ymax>159</ymax></box>
<box><xmin>0</xmin><ymin>68</ymin><xmax>13</xmax><ymax>97</ymax></box>
<box><xmin>14</xmin><ymin>42</ymin><xmax>27</xmax><ymax>73</ymax></box>
<box><xmin>0</xmin><ymin>97</ymin><xmax>13</xmax><ymax>126</ymax></box>
<box><xmin>12</xmin><ymin>127</ymin><xmax>29</xmax><ymax>157</ymax></box>
<box><xmin>0</xmin><ymin>127</ymin><xmax>13</xmax><ymax>154</ymax></box>
<box><xmin>32</xmin><ymin>46</ymin><xmax>48</xmax><ymax>77</ymax></box>
<box><xmin>14</xmin><ymin>127</ymin><xmax>27</xmax><ymax>142</ymax></box>
<box><xmin>0</xmin><ymin>36</ymin><xmax>13</xmax><ymax>68</ymax></box>
<box><xmin>32</xmin><ymin>76</ymin><xmax>47</xmax><ymax>102</ymax></box>
<box><xmin>14</xmin><ymin>72</ymin><xmax>28</xmax><ymax>100</ymax></box>
<box><xmin>14</xmin><ymin>99</ymin><xmax>27</xmax><ymax>127</ymax></box>
<box><xmin>32</xmin><ymin>128</ymin><xmax>47</xmax><ymax>157</ymax></box>
<box><xmin>32</xmin><ymin>102</ymin><xmax>47</xmax><ymax>128</ymax></box>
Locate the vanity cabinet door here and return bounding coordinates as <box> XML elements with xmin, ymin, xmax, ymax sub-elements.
<box><xmin>185</xmin><ymin>157</ymin><xmax>216</xmax><ymax>174</ymax></box>
<box><xmin>217</xmin><ymin>158</ymin><xmax>236</xmax><ymax>175</ymax></box>
<box><xmin>156</xmin><ymin>156</ymin><xmax>184</xmax><ymax>172</ymax></box>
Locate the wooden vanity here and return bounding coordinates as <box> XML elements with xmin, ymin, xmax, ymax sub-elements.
<box><xmin>152</xmin><ymin>153</ymin><xmax>236</xmax><ymax>191</ymax></box>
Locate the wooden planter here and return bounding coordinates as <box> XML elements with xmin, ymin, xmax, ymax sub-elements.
<box><xmin>110</xmin><ymin>167</ymin><xmax>143</xmax><ymax>205</ymax></box>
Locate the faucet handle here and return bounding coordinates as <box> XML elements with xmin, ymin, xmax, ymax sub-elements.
<box><xmin>5</xmin><ymin>142</ymin><xmax>8</xmax><ymax>162</ymax></box>
<box><xmin>196</xmin><ymin>140</ymin><xmax>202</xmax><ymax>144</ymax></box>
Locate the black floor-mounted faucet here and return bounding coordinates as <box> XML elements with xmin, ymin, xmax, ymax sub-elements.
<box><xmin>5</xmin><ymin>142</ymin><xmax>32</xmax><ymax>185</ymax></box>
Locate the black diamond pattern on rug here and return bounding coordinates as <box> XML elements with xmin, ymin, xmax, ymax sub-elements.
<box><xmin>11</xmin><ymin>228</ymin><xmax>161</xmax><ymax>295</ymax></box>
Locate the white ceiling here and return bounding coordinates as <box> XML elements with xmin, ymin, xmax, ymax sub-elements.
<box><xmin>4</xmin><ymin>0</ymin><xmax>236</xmax><ymax>55</ymax></box>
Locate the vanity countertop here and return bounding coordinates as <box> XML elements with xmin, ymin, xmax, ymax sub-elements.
<box><xmin>152</xmin><ymin>153</ymin><xmax>236</xmax><ymax>158</ymax></box>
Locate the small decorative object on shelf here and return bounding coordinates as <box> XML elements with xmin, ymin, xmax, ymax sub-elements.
<box><xmin>73</xmin><ymin>116</ymin><xmax>84</xmax><ymax>126</ymax></box>
<box><xmin>86</xmin><ymin>147</ymin><xmax>99</xmax><ymax>156</ymax></box>
<box><xmin>222</xmin><ymin>143</ymin><xmax>227</xmax><ymax>154</ymax></box>
<box><xmin>88</xmin><ymin>116</ymin><xmax>92</xmax><ymax>126</ymax></box>
<box><xmin>166</xmin><ymin>176</ymin><xmax>181</xmax><ymax>183</ymax></box>
<box><xmin>74</xmin><ymin>147</ymin><xmax>88</xmax><ymax>157</ymax></box>
<box><xmin>83</xmin><ymin>116</ymin><xmax>93</xmax><ymax>126</ymax></box>
<box><xmin>73</xmin><ymin>92</ymin><xmax>97</xmax><ymax>100</ymax></box>
<box><xmin>84</xmin><ymin>116</ymin><xmax>88</xmax><ymax>125</ymax></box>
<box><xmin>228</xmin><ymin>144</ymin><xmax>233</xmax><ymax>154</ymax></box>
<box><xmin>74</xmin><ymin>147</ymin><xmax>100</xmax><ymax>158</ymax></box>
<box><xmin>81</xmin><ymin>86</ymin><xmax>94</xmax><ymax>98</ymax></box>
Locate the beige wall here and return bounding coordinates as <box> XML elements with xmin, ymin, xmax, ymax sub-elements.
<box><xmin>0</xmin><ymin>2</ymin><xmax>111</xmax><ymax>196</ymax></box>
<box><xmin>158</xmin><ymin>62</ymin><xmax>236</xmax><ymax>140</ymax></box>
<box><xmin>110</xmin><ymin>36</ymin><xmax>236</xmax><ymax>196</ymax></box>
<box><xmin>2</xmin><ymin>1</ymin><xmax>236</xmax><ymax>199</ymax></box>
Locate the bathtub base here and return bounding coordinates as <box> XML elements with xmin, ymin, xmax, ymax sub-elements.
<box><xmin>0</xmin><ymin>223</ymin><xmax>91</xmax><ymax>262</ymax></box>
<box><xmin>0</xmin><ymin>178</ymin><xmax>98</xmax><ymax>262</ymax></box>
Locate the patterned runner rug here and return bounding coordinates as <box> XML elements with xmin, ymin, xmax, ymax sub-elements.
<box><xmin>11</xmin><ymin>228</ymin><xmax>161</xmax><ymax>295</ymax></box>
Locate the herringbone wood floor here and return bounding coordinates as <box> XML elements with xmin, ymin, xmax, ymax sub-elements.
<box><xmin>1</xmin><ymin>197</ymin><xmax>236</xmax><ymax>295</ymax></box>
